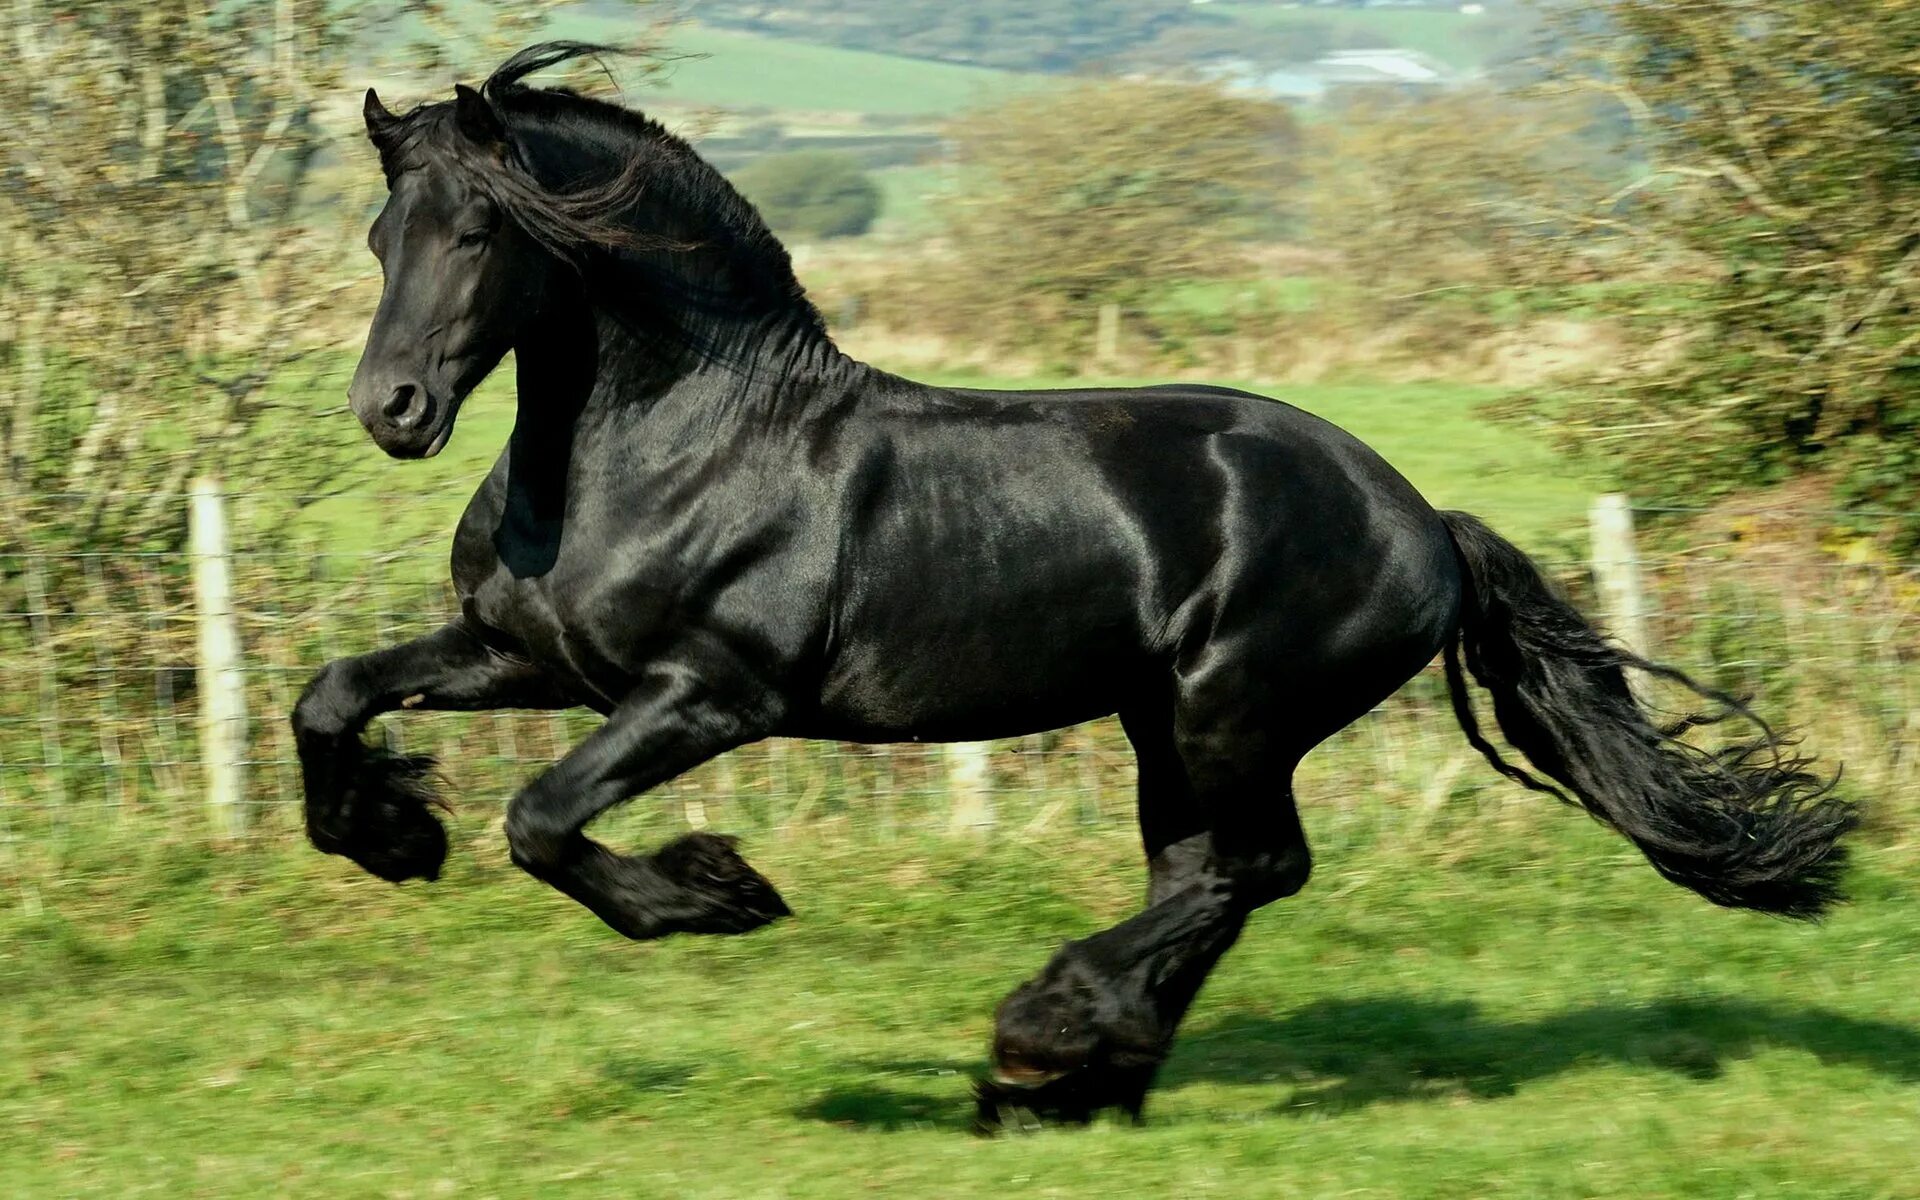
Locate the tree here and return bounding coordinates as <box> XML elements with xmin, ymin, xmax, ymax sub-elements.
<box><xmin>1530</xmin><ymin>0</ymin><xmax>1920</xmax><ymax>534</ymax></box>
<box><xmin>1306</xmin><ymin>86</ymin><xmax>1611</xmax><ymax>316</ymax></box>
<box><xmin>1</xmin><ymin>1</ymin><xmax>360</xmax><ymax>548</ymax></box>
<box><xmin>730</xmin><ymin>151</ymin><xmax>881</xmax><ymax>241</ymax></box>
<box><xmin>0</xmin><ymin>1</ymin><xmax>657</xmax><ymax>555</ymax></box>
<box><xmin>925</xmin><ymin>78</ymin><xmax>1298</xmax><ymax>353</ymax></box>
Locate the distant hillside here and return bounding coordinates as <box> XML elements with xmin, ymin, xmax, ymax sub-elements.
<box><xmin>674</xmin><ymin>0</ymin><xmax>1535</xmax><ymax>80</ymax></box>
<box><xmin>643</xmin><ymin>25</ymin><xmax>1035</xmax><ymax>117</ymax></box>
<box><xmin>679</xmin><ymin>0</ymin><xmax>1195</xmax><ymax>72</ymax></box>
<box><xmin>386</xmin><ymin>5</ymin><xmax>1039</xmax><ymax>119</ymax></box>
<box><xmin>530</xmin><ymin>12</ymin><xmax>1041</xmax><ymax>118</ymax></box>
<box><xmin>1206</xmin><ymin>2</ymin><xmax>1536</xmax><ymax>73</ymax></box>
<box><xmin>394</xmin><ymin>2</ymin><xmax>1526</xmax><ymax>121</ymax></box>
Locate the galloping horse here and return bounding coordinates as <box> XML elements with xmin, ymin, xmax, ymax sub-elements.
<box><xmin>293</xmin><ymin>44</ymin><xmax>1857</xmax><ymax>1128</ymax></box>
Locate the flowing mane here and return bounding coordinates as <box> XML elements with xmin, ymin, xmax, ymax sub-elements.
<box><xmin>373</xmin><ymin>41</ymin><xmax>827</xmax><ymax>340</ymax></box>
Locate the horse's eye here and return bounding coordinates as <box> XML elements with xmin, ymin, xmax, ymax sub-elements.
<box><xmin>457</xmin><ymin>228</ymin><xmax>491</xmax><ymax>249</ymax></box>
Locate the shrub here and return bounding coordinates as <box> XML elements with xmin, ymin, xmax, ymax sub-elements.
<box><xmin>730</xmin><ymin>151</ymin><xmax>882</xmax><ymax>241</ymax></box>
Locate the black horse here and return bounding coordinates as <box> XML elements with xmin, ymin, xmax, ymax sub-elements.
<box><xmin>293</xmin><ymin>44</ymin><xmax>1858</xmax><ymax>1129</ymax></box>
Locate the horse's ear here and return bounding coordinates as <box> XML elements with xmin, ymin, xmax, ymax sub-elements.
<box><xmin>363</xmin><ymin>88</ymin><xmax>396</xmax><ymax>142</ymax></box>
<box><xmin>453</xmin><ymin>83</ymin><xmax>505</xmax><ymax>147</ymax></box>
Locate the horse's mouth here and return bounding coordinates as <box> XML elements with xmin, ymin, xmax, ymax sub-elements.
<box><xmin>380</xmin><ymin>397</ymin><xmax>462</xmax><ymax>460</ymax></box>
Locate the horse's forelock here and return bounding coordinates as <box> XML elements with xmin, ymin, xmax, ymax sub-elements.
<box><xmin>372</xmin><ymin>44</ymin><xmax>689</xmax><ymax>258</ymax></box>
<box><xmin>481</xmin><ymin>40</ymin><xmax>626</xmax><ymax>100</ymax></box>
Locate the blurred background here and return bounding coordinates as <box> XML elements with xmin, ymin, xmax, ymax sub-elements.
<box><xmin>2</xmin><ymin>2</ymin><xmax>1916</xmax><ymax>1196</ymax></box>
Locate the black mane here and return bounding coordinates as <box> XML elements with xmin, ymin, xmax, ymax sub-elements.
<box><xmin>378</xmin><ymin>41</ymin><xmax>825</xmax><ymax>339</ymax></box>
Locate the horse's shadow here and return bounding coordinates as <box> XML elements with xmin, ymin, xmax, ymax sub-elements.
<box><xmin>800</xmin><ymin>994</ymin><xmax>1920</xmax><ymax>1130</ymax></box>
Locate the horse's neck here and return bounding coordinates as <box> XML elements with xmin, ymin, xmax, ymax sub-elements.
<box><xmin>504</xmin><ymin>299</ymin><xmax>855</xmax><ymax>488</ymax></box>
<box><xmin>498</xmin><ymin>302</ymin><xmax>596</xmax><ymax>534</ymax></box>
<box><xmin>587</xmin><ymin>289</ymin><xmax>853</xmax><ymax>409</ymax></box>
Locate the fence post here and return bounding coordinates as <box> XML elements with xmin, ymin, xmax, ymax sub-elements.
<box><xmin>1588</xmin><ymin>493</ymin><xmax>1654</xmax><ymax>665</ymax></box>
<box><xmin>1094</xmin><ymin>302</ymin><xmax>1121</xmax><ymax>366</ymax></box>
<box><xmin>946</xmin><ymin>741</ymin><xmax>995</xmax><ymax>834</ymax></box>
<box><xmin>190</xmin><ymin>477</ymin><xmax>248</xmax><ymax>839</ymax></box>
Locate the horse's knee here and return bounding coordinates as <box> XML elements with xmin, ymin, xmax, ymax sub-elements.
<box><xmin>504</xmin><ymin>794</ymin><xmax>568</xmax><ymax>877</ymax></box>
<box><xmin>1226</xmin><ymin>841</ymin><xmax>1311</xmax><ymax>910</ymax></box>
<box><xmin>1272</xmin><ymin>842</ymin><xmax>1312</xmax><ymax>899</ymax></box>
<box><xmin>293</xmin><ymin>661</ymin><xmax>368</xmax><ymax>827</ymax></box>
<box><xmin>292</xmin><ymin>658</ymin><xmax>367</xmax><ymax>744</ymax></box>
<box><xmin>290</xmin><ymin>660</ymin><xmax>448</xmax><ymax>884</ymax></box>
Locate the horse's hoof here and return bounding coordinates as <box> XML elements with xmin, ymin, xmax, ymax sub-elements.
<box><xmin>974</xmin><ymin>1069</ymin><xmax>1152</xmax><ymax>1135</ymax></box>
<box><xmin>353</xmin><ymin>799</ymin><xmax>448</xmax><ymax>883</ymax></box>
<box><xmin>650</xmin><ymin>832</ymin><xmax>792</xmax><ymax>934</ymax></box>
<box><xmin>971</xmin><ymin>1059</ymin><xmax>1156</xmax><ymax>1134</ymax></box>
<box><xmin>973</xmin><ymin>1077</ymin><xmax>1051</xmax><ymax>1136</ymax></box>
<box><xmin>309</xmin><ymin>746</ymin><xmax>448</xmax><ymax>883</ymax></box>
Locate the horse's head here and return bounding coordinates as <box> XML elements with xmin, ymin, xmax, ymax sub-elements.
<box><xmin>346</xmin><ymin>43</ymin><xmax>831</xmax><ymax>455</ymax></box>
<box><xmin>348</xmin><ymin>85</ymin><xmax>559</xmax><ymax>459</ymax></box>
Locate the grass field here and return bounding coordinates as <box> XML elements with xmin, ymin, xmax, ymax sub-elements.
<box><xmin>544</xmin><ymin>19</ymin><xmax>1034</xmax><ymax>117</ymax></box>
<box><xmin>5</xmin><ymin>813</ymin><xmax>1916</xmax><ymax>1198</ymax></box>
<box><xmin>869</xmin><ymin>164</ymin><xmax>956</xmax><ymax>237</ymax></box>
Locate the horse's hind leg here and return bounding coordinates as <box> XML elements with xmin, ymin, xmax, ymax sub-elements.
<box><xmin>975</xmin><ymin>698</ymin><xmax>1311</xmax><ymax>1130</ymax></box>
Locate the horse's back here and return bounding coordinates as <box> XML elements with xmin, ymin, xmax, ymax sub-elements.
<box><xmin>1012</xmin><ymin>381</ymin><xmax>1462</xmax><ymax>739</ymax></box>
<box><xmin>928</xmin><ymin>380</ymin><xmax>1457</xmax><ymax>624</ymax></box>
<box><xmin>1034</xmin><ymin>383</ymin><xmax>1460</xmax><ymax>683</ymax></box>
<box><xmin>799</xmin><ymin>377</ymin><xmax>1459</xmax><ymax>740</ymax></box>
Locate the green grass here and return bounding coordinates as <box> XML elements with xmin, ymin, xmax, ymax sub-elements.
<box><xmin>870</xmin><ymin>164</ymin><xmax>957</xmax><ymax>236</ymax></box>
<box><xmin>543</xmin><ymin>18</ymin><xmax>1035</xmax><ymax>116</ymax></box>
<box><xmin>5</xmin><ymin>816</ymin><xmax>1916</xmax><ymax>1197</ymax></box>
<box><xmin>1155</xmin><ymin>276</ymin><xmax>1325</xmax><ymax>320</ymax></box>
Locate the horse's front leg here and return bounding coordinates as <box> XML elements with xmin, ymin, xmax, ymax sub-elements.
<box><xmin>292</xmin><ymin>620</ymin><xmax>576</xmax><ymax>882</ymax></box>
<box><xmin>503</xmin><ymin>655</ymin><xmax>790</xmax><ymax>939</ymax></box>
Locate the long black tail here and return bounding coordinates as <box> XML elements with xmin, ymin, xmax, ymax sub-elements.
<box><xmin>1439</xmin><ymin>511</ymin><xmax>1858</xmax><ymax>919</ymax></box>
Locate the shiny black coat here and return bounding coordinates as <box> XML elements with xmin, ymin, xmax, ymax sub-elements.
<box><xmin>453</xmin><ymin>352</ymin><xmax>1457</xmax><ymax>747</ymax></box>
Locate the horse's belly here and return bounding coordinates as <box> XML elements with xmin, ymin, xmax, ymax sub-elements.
<box><xmin>803</xmin><ymin>621</ymin><xmax>1146</xmax><ymax>742</ymax></box>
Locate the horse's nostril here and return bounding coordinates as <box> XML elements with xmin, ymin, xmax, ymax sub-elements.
<box><xmin>382</xmin><ymin>384</ymin><xmax>429</xmax><ymax>428</ymax></box>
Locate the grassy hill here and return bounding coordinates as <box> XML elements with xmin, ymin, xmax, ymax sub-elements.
<box><xmin>531</xmin><ymin>16</ymin><xmax>1036</xmax><ymax>117</ymax></box>
<box><xmin>410</xmin><ymin>4</ymin><xmax>1524</xmax><ymax>119</ymax></box>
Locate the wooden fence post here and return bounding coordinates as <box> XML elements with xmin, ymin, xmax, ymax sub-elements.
<box><xmin>1588</xmin><ymin>493</ymin><xmax>1654</xmax><ymax>665</ymax></box>
<box><xmin>190</xmin><ymin>477</ymin><xmax>248</xmax><ymax>839</ymax></box>
<box><xmin>946</xmin><ymin>741</ymin><xmax>995</xmax><ymax>834</ymax></box>
<box><xmin>1094</xmin><ymin>302</ymin><xmax>1121</xmax><ymax>366</ymax></box>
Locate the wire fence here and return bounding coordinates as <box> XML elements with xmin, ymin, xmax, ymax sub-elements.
<box><xmin>1</xmin><ymin>492</ymin><xmax>1913</xmax><ymax>849</ymax></box>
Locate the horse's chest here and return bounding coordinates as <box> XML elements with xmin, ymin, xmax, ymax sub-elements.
<box><xmin>461</xmin><ymin>564</ymin><xmax>655</xmax><ymax>701</ymax></box>
<box><xmin>450</xmin><ymin>476</ymin><xmax>818</xmax><ymax>702</ymax></box>
<box><xmin>462</xmin><ymin>568</ymin><xmax>559</xmax><ymax>647</ymax></box>
<box><xmin>451</xmin><ymin>514</ymin><xmax>626</xmax><ymax>688</ymax></box>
